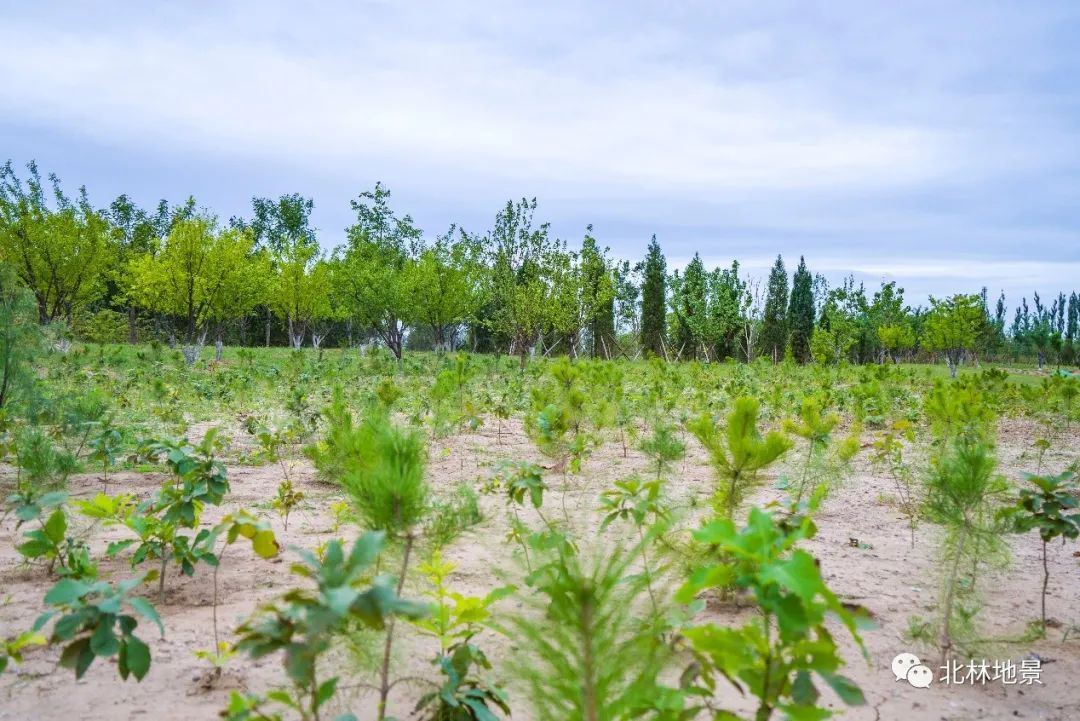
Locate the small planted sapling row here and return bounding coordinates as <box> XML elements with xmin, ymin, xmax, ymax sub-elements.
<box><xmin>599</xmin><ymin>476</ymin><xmax>672</xmax><ymax>614</ymax></box>
<box><xmin>677</xmin><ymin>505</ymin><xmax>868</xmax><ymax>721</ymax></box>
<box><xmin>484</xmin><ymin>460</ymin><xmax>572</xmax><ymax>576</ymax></box>
<box><xmin>871</xmin><ymin>418</ymin><xmax>921</xmax><ymax>547</ymax></box>
<box><xmin>33</xmin><ymin>575</ymin><xmax>164</xmax><ymax>682</ymax></box>
<box><xmin>196</xmin><ymin>510</ymin><xmax>280</xmax><ymax>682</ymax></box>
<box><xmin>104</xmin><ymin>429</ymin><xmax>233</xmax><ymax>601</ymax></box>
<box><xmin>335</xmin><ymin>410</ymin><xmax>431</xmax><ymax>720</ymax></box>
<box><xmin>87</xmin><ymin>418</ymin><xmax>124</xmax><ymax>494</ymax></box>
<box><xmin>507</xmin><ymin>536</ymin><xmax>682</xmax><ymax>721</ymax></box>
<box><xmin>638</xmin><ymin>422</ymin><xmax>685</xmax><ymax>480</ymax></box>
<box><xmin>999</xmin><ymin>470</ymin><xmax>1080</xmax><ymax>633</ymax></box>
<box><xmin>410</xmin><ymin>551</ymin><xmax>513</xmax><ymax>721</ymax></box>
<box><xmin>226</xmin><ymin>533</ymin><xmax>425</xmax><ymax>721</ymax></box>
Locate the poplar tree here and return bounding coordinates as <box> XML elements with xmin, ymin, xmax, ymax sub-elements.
<box><xmin>672</xmin><ymin>253</ymin><xmax>707</xmax><ymax>360</ymax></box>
<box><xmin>581</xmin><ymin>230</ymin><xmax>616</xmax><ymax>358</ymax></box>
<box><xmin>788</xmin><ymin>256</ymin><xmax>815</xmax><ymax>363</ymax></box>
<box><xmin>760</xmin><ymin>254</ymin><xmax>789</xmax><ymax>362</ymax></box>
<box><xmin>639</xmin><ymin>235</ymin><xmax>667</xmax><ymax>358</ymax></box>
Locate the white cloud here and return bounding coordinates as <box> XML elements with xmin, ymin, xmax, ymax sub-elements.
<box><xmin>1</xmin><ymin>1</ymin><xmax>1077</xmax><ymax>303</ymax></box>
<box><xmin>0</xmin><ymin>5</ymin><xmax>955</xmax><ymax>196</ymax></box>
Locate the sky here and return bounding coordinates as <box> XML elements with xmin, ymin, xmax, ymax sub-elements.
<box><xmin>2</xmin><ymin>1</ymin><xmax>1079</xmax><ymax>306</ymax></box>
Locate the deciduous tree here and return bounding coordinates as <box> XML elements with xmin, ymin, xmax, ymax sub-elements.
<box><xmin>922</xmin><ymin>294</ymin><xmax>984</xmax><ymax>378</ymax></box>
<box><xmin>0</xmin><ymin>162</ymin><xmax>112</xmax><ymax>324</ymax></box>
<box><xmin>339</xmin><ymin>183</ymin><xmax>421</xmax><ymax>362</ymax></box>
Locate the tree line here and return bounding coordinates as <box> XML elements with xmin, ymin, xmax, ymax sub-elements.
<box><xmin>1</xmin><ymin>160</ymin><xmax>1077</xmax><ymax>371</ymax></box>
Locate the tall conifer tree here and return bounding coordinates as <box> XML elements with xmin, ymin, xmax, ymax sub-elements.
<box><xmin>640</xmin><ymin>235</ymin><xmax>667</xmax><ymax>358</ymax></box>
<box><xmin>788</xmin><ymin>256</ymin><xmax>814</xmax><ymax>363</ymax></box>
<box><xmin>760</xmin><ymin>254</ymin><xmax>789</xmax><ymax>362</ymax></box>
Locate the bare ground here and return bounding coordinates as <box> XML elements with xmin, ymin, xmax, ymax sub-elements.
<box><xmin>1</xmin><ymin>416</ymin><xmax>1078</xmax><ymax>721</ymax></box>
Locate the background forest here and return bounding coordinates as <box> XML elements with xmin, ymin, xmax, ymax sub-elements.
<box><xmin>2</xmin><ymin>161</ymin><xmax>1076</xmax><ymax>376</ymax></box>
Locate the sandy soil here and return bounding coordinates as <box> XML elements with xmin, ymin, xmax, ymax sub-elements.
<box><xmin>0</xmin><ymin>416</ymin><xmax>1078</xmax><ymax>721</ymax></box>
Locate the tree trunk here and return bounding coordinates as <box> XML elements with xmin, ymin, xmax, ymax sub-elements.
<box><xmin>1041</xmin><ymin>539</ymin><xmax>1049</xmax><ymax>630</ymax></box>
<box><xmin>127</xmin><ymin>306</ymin><xmax>138</xmax><ymax>343</ymax></box>
<box><xmin>265</xmin><ymin>307</ymin><xmax>272</xmax><ymax>347</ymax></box>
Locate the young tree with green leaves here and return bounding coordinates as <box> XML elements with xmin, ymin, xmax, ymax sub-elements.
<box><xmin>232</xmin><ymin>194</ymin><xmax>317</xmax><ymax>347</ymax></box>
<box><xmin>877</xmin><ymin>323</ymin><xmax>915</xmax><ymax>363</ymax></box>
<box><xmin>106</xmin><ymin>195</ymin><xmax>165</xmax><ymax>343</ymax></box>
<box><xmin>339</xmin><ymin>183</ymin><xmax>422</xmax><ymax>363</ymax></box>
<box><xmin>639</xmin><ymin>236</ymin><xmax>667</xmax><ymax>358</ymax></box>
<box><xmin>272</xmin><ymin>238</ymin><xmax>329</xmax><ymax>349</ymax></box>
<box><xmin>546</xmin><ymin>242</ymin><xmax>588</xmax><ymax>358</ymax></box>
<box><xmin>922</xmin><ymin>294</ymin><xmax>984</xmax><ymax>378</ymax></box>
<box><xmin>671</xmin><ymin>253</ymin><xmax>707</xmax><ymax>360</ymax></box>
<box><xmin>1000</xmin><ymin>471</ymin><xmax>1080</xmax><ymax>632</ymax></box>
<box><xmin>410</xmin><ymin>225</ymin><xmax>485</xmax><ymax>352</ymax></box>
<box><xmin>811</xmin><ymin>277</ymin><xmax>864</xmax><ymax>365</ymax></box>
<box><xmin>484</xmin><ymin>198</ymin><xmax>556</xmax><ymax>368</ymax></box>
<box><xmin>687</xmin><ymin>397</ymin><xmax>792</xmax><ymax>520</ymax></box>
<box><xmin>706</xmin><ymin>260</ymin><xmax>748</xmax><ymax>361</ymax></box>
<box><xmin>760</xmin><ymin>254</ymin><xmax>789</xmax><ymax>362</ymax></box>
<box><xmin>612</xmin><ymin>259</ymin><xmax>641</xmax><ymax>340</ymax></box>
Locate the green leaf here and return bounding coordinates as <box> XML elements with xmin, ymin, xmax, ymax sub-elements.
<box><xmin>44</xmin><ymin>579</ymin><xmax>90</xmax><ymax>606</ymax></box>
<box><xmin>90</xmin><ymin>621</ymin><xmax>120</xmax><ymax>657</ymax></box>
<box><xmin>780</xmin><ymin>704</ymin><xmax>832</xmax><ymax>721</ymax></box>
<box><xmin>129</xmin><ymin>597</ymin><xmax>164</xmax><ymax>637</ymax></box>
<box><xmin>462</xmin><ymin>698</ymin><xmax>500</xmax><ymax>721</ymax></box>
<box><xmin>43</xmin><ymin>509</ymin><xmax>67</xmax><ymax>542</ymax></box>
<box><xmin>315</xmin><ymin>677</ymin><xmax>338</xmax><ymax>709</ymax></box>
<box><xmin>820</xmin><ymin>672</ymin><xmax>864</xmax><ymax>706</ymax></box>
<box><xmin>791</xmin><ymin>669</ymin><xmax>819</xmax><ymax>706</ymax></box>
<box><xmin>59</xmin><ymin>637</ymin><xmax>95</xmax><ymax>679</ymax></box>
<box><xmin>124</xmin><ymin>636</ymin><xmax>151</xmax><ymax>681</ymax></box>
<box><xmin>252</xmin><ymin>530</ymin><xmax>279</xmax><ymax>559</ymax></box>
<box><xmin>760</xmin><ymin>550</ymin><xmax>826</xmax><ymax>601</ymax></box>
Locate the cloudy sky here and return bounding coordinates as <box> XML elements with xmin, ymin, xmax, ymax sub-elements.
<box><xmin>2</xmin><ymin>1</ymin><xmax>1078</xmax><ymax>305</ymax></box>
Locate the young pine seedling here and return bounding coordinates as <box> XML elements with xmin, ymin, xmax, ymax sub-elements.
<box><xmin>924</xmin><ymin>439</ymin><xmax>1010</xmax><ymax>664</ymax></box>
<box><xmin>687</xmin><ymin>397</ymin><xmax>792</xmax><ymax>520</ymax></box>
<box><xmin>783</xmin><ymin>397</ymin><xmax>838</xmax><ymax>506</ymax></box>
<box><xmin>638</xmin><ymin>423</ymin><xmax>685</xmax><ymax>480</ymax></box>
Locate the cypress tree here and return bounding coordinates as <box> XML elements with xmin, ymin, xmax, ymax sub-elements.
<box><xmin>788</xmin><ymin>256</ymin><xmax>815</xmax><ymax>363</ymax></box>
<box><xmin>760</xmin><ymin>254</ymin><xmax>789</xmax><ymax>362</ymax></box>
<box><xmin>640</xmin><ymin>235</ymin><xmax>667</xmax><ymax>358</ymax></box>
